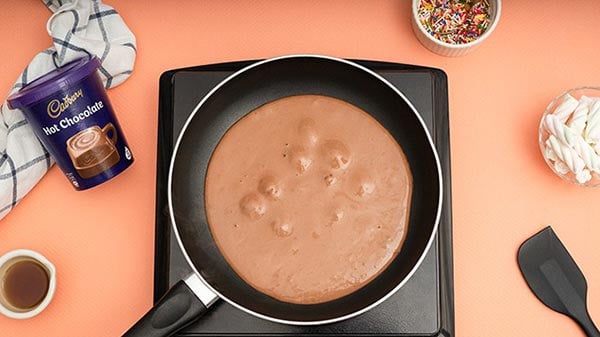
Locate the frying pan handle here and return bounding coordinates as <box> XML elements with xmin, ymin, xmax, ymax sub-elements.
<box><xmin>122</xmin><ymin>274</ymin><xmax>218</xmax><ymax>337</ymax></box>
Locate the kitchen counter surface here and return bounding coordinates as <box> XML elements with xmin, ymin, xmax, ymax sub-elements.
<box><xmin>1</xmin><ymin>1</ymin><xmax>600</xmax><ymax>336</ymax></box>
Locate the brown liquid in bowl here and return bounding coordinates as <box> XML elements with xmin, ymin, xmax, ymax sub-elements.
<box><xmin>205</xmin><ymin>95</ymin><xmax>412</xmax><ymax>304</ymax></box>
<box><xmin>2</xmin><ymin>260</ymin><xmax>49</xmax><ymax>310</ymax></box>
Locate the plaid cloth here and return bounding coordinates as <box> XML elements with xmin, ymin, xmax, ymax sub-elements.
<box><xmin>0</xmin><ymin>0</ymin><xmax>136</xmax><ymax>220</ymax></box>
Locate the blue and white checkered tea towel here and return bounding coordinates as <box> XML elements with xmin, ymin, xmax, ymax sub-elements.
<box><xmin>0</xmin><ymin>0</ymin><xmax>136</xmax><ymax>220</ymax></box>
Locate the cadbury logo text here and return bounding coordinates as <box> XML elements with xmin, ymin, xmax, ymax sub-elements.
<box><xmin>47</xmin><ymin>89</ymin><xmax>84</xmax><ymax>118</ymax></box>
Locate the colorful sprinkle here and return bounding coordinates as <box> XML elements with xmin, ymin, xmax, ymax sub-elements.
<box><xmin>417</xmin><ymin>0</ymin><xmax>491</xmax><ymax>44</ymax></box>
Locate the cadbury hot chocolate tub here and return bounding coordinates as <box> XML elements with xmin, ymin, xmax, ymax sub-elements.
<box><xmin>7</xmin><ymin>56</ymin><xmax>133</xmax><ymax>190</ymax></box>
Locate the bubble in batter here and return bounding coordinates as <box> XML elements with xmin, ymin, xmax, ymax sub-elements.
<box><xmin>258</xmin><ymin>175</ymin><xmax>282</xmax><ymax>200</ymax></box>
<box><xmin>239</xmin><ymin>192</ymin><xmax>267</xmax><ymax>220</ymax></box>
<box><xmin>327</xmin><ymin>208</ymin><xmax>344</xmax><ymax>226</ymax></box>
<box><xmin>288</xmin><ymin>145</ymin><xmax>312</xmax><ymax>174</ymax></box>
<box><xmin>323</xmin><ymin>173</ymin><xmax>336</xmax><ymax>186</ymax></box>
<box><xmin>357</xmin><ymin>181</ymin><xmax>376</xmax><ymax>197</ymax></box>
<box><xmin>352</xmin><ymin>171</ymin><xmax>376</xmax><ymax>197</ymax></box>
<box><xmin>272</xmin><ymin>219</ymin><xmax>294</xmax><ymax>237</ymax></box>
<box><xmin>321</xmin><ymin>140</ymin><xmax>351</xmax><ymax>170</ymax></box>
<box><xmin>298</xmin><ymin>118</ymin><xmax>319</xmax><ymax>146</ymax></box>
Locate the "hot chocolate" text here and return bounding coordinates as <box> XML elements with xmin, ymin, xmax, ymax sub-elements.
<box><xmin>42</xmin><ymin>100</ymin><xmax>105</xmax><ymax>136</ymax></box>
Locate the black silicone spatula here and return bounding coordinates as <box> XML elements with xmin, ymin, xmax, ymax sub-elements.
<box><xmin>518</xmin><ymin>226</ymin><xmax>600</xmax><ymax>337</ymax></box>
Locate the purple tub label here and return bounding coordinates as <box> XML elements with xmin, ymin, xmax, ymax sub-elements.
<box><xmin>23</xmin><ymin>78</ymin><xmax>133</xmax><ymax>190</ymax></box>
<box><xmin>7</xmin><ymin>57</ymin><xmax>134</xmax><ymax>190</ymax></box>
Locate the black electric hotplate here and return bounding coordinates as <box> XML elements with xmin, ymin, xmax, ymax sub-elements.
<box><xmin>154</xmin><ymin>59</ymin><xmax>454</xmax><ymax>336</ymax></box>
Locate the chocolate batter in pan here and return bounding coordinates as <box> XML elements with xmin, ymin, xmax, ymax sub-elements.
<box><xmin>205</xmin><ymin>95</ymin><xmax>412</xmax><ymax>304</ymax></box>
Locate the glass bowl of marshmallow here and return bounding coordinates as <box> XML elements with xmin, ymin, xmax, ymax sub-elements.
<box><xmin>539</xmin><ymin>87</ymin><xmax>600</xmax><ymax>186</ymax></box>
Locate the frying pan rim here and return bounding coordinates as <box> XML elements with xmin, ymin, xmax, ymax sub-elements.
<box><xmin>167</xmin><ymin>54</ymin><xmax>443</xmax><ymax>325</ymax></box>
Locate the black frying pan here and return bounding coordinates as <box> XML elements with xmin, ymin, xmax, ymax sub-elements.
<box><xmin>124</xmin><ymin>55</ymin><xmax>442</xmax><ymax>337</ymax></box>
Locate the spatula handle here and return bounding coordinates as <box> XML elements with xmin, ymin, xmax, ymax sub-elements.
<box><xmin>578</xmin><ymin>311</ymin><xmax>600</xmax><ymax>337</ymax></box>
<box><xmin>538</xmin><ymin>259</ymin><xmax>599</xmax><ymax>337</ymax></box>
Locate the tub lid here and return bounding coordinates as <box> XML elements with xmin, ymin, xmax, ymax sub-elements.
<box><xmin>7</xmin><ymin>56</ymin><xmax>101</xmax><ymax>109</ymax></box>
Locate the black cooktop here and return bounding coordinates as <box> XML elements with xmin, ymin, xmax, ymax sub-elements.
<box><xmin>154</xmin><ymin>60</ymin><xmax>454</xmax><ymax>336</ymax></box>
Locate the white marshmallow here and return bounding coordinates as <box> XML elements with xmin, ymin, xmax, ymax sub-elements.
<box><xmin>584</xmin><ymin>99</ymin><xmax>600</xmax><ymax>143</ymax></box>
<box><xmin>551</xmin><ymin>93</ymin><xmax>579</xmax><ymax>123</ymax></box>
<box><xmin>568</xmin><ymin>96</ymin><xmax>590</xmax><ymax>134</ymax></box>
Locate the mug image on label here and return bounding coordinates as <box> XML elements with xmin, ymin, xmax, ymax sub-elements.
<box><xmin>66</xmin><ymin>123</ymin><xmax>120</xmax><ymax>179</ymax></box>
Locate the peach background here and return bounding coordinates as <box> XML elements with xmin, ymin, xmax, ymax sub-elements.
<box><xmin>1</xmin><ymin>1</ymin><xmax>600</xmax><ymax>336</ymax></box>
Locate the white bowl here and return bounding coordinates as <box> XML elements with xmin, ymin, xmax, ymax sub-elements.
<box><xmin>411</xmin><ymin>0</ymin><xmax>502</xmax><ymax>57</ymax></box>
<box><xmin>0</xmin><ymin>249</ymin><xmax>56</xmax><ymax>319</ymax></box>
